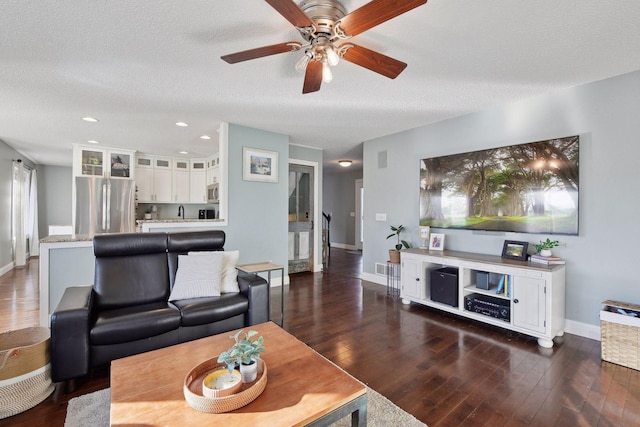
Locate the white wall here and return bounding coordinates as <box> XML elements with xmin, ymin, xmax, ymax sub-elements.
<box><xmin>363</xmin><ymin>70</ymin><xmax>640</xmax><ymax>329</ymax></box>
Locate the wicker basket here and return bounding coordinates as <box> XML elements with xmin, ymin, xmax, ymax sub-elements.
<box><xmin>0</xmin><ymin>327</ymin><xmax>55</xmax><ymax>419</ymax></box>
<box><xmin>184</xmin><ymin>357</ymin><xmax>267</xmax><ymax>413</ymax></box>
<box><xmin>600</xmin><ymin>300</ymin><xmax>640</xmax><ymax>371</ymax></box>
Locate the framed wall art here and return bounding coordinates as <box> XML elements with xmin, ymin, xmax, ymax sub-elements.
<box><xmin>243</xmin><ymin>147</ymin><xmax>278</xmax><ymax>183</ymax></box>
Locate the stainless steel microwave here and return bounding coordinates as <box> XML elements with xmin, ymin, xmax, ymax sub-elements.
<box><xmin>207</xmin><ymin>183</ymin><xmax>219</xmax><ymax>203</ymax></box>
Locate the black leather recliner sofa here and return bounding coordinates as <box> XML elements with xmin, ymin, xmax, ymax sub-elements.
<box><xmin>50</xmin><ymin>230</ymin><xmax>269</xmax><ymax>386</ymax></box>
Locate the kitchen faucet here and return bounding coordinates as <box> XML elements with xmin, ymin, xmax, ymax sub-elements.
<box><xmin>178</xmin><ymin>205</ymin><xmax>184</xmax><ymax>218</ymax></box>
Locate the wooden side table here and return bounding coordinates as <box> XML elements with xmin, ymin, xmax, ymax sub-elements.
<box><xmin>236</xmin><ymin>262</ymin><xmax>285</xmax><ymax>326</ymax></box>
<box><xmin>386</xmin><ymin>261</ymin><xmax>401</xmax><ymax>297</ymax></box>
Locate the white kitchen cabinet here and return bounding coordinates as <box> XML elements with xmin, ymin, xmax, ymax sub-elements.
<box><xmin>400</xmin><ymin>248</ymin><xmax>565</xmax><ymax>348</ymax></box>
<box><xmin>73</xmin><ymin>144</ymin><xmax>135</xmax><ymax>179</ymax></box>
<box><xmin>206</xmin><ymin>154</ymin><xmax>220</xmax><ymax>185</ymax></box>
<box><xmin>173</xmin><ymin>159</ymin><xmax>190</xmax><ymax>203</ymax></box>
<box><xmin>190</xmin><ymin>159</ymin><xmax>207</xmax><ymax>203</ymax></box>
<box><xmin>135</xmin><ymin>155</ymin><xmax>172</xmax><ymax>202</ymax></box>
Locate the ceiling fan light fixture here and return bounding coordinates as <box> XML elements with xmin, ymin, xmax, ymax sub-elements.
<box><xmin>295</xmin><ymin>52</ymin><xmax>312</xmax><ymax>72</ymax></box>
<box><xmin>326</xmin><ymin>46</ymin><xmax>340</xmax><ymax>66</ymax></box>
<box><xmin>338</xmin><ymin>160</ymin><xmax>352</xmax><ymax>167</ymax></box>
<box><xmin>322</xmin><ymin>60</ymin><xmax>333</xmax><ymax>83</ymax></box>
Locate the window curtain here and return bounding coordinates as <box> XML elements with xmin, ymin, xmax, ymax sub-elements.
<box><xmin>13</xmin><ymin>161</ymin><xmax>26</xmax><ymax>267</ymax></box>
<box><xmin>28</xmin><ymin>169</ymin><xmax>39</xmax><ymax>256</ymax></box>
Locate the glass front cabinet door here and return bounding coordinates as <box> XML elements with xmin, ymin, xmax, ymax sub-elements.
<box><xmin>109</xmin><ymin>151</ymin><xmax>132</xmax><ymax>178</ymax></box>
<box><xmin>80</xmin><ymin>148</ymin><xmax>104</xmax><ymax>177</ymax></box>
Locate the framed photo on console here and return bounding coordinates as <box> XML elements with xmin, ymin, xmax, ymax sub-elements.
<box><xmin>501</xmin><ymin>240</ymin><xmax>528</xmax><ymax>261</ymax></box>
<box><xmin>429</xmin><ymin>233</ymin><xmax>445</xmax><ymax>251</ymax></box>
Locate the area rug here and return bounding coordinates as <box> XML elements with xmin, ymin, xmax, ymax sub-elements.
<box><xmin>65</xmin><ymin>386</ymin><xmax>426</xmax><ymax>427</ymax></box>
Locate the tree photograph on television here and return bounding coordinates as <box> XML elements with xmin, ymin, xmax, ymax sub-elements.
<box><xmin>420</xmin><ymin>135</ymin><xmax>579</xmax><ymax>235</ymax></box>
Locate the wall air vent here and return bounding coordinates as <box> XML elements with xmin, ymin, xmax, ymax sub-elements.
<box><xmin>375</xmin><ymin>262</ymin><xmax>387</xmax><ymax>275</ymax></box>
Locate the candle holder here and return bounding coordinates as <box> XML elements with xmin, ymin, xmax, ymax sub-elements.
<box><xmin>419</xmin><ymin>226</ymin><xmax>430</xmax><ymax>249</ymax></box>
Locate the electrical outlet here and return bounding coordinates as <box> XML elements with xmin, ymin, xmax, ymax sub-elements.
<box><xmin>350</xmin><ymin>212</ymin><xmax>355</xmax><ymax>217</ymax></box>
<box><xmin>375</xmin><ymin>213</ymin><xmax>387</xmax><ymax>221</ymax></box>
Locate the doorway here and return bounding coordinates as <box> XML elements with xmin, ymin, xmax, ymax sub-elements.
<box><xmin>288</xmin><ymin>163</ymin><xmax>314</xmax><ymax>273</ymax></box>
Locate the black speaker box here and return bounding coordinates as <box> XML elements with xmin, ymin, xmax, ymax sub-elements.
<box><xmin>430</xmin><ymin>267</ymin><xmax>459</xmax><ymax>307</ymax></box>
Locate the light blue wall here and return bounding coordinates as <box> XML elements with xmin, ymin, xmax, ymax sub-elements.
<box><xmin>37</xmin><ymin>165</ymin><xmax>73</xmax><ymax>237</ymax></box>
<box><xmin>363</xmin><ymin>70</ymin><xmax>640</xmax><ymax>327</ymax></box>
<box><xmin>224</xmin><ymin>124</ymin><xmax>289</xmax><ymax>277</ymax></box>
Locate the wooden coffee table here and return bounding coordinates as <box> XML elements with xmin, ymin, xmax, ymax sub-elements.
<box><xmin>110</xmin><ymin>322</ymin><xmax>367</xmax><ymax>426</ymax></box>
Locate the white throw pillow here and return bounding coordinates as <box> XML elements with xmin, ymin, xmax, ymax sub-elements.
<box><xmin>188</xmin><ymin>250</ymin><xmax>240</xmax><ymax>293</ymax></box>
<box><xmin>169</xmin><ymin>253</ymin><xmax>223</xmax><ymax>301</ymax></box>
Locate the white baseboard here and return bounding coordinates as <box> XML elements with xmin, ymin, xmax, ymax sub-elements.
<box><xmin>255</xmin><ymin>275</ymin><xmax>290</xmax><ymax>287</ymax></box>
<box><xmin>330</xmin><ymin>243</ymin><xmax>357</xmax><ymax>251</ymax></box>
<box><xmin>361</xmin><ymin>272</ymin><xmax>385</xmax><ymax>286</ymax></box>
<box><xmin>564</xmin><ymin>319</ymin><xmax>601</xmax><ymax>341</ymax></box>
<box><xmin>0</xmin><ymin>262</ymin><xmax>14</xmax><ymax>277</ymax></box>
<box><xmin>361</xmin><ymin>271</ymin><xmax>600</xmax><ymax>341</ymax></box>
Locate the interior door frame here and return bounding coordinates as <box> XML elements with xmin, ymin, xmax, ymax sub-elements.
<box><xmin>355</xmin><ymin>179</ymin><xmax>363</xmax><ymax>250</ymax></box>
<box><xmin>289</xmin><ymin>158</ymin><xmax>321</xmax><ymax>272</ymax></box>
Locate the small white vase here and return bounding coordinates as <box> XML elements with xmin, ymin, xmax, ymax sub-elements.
<box><xmin>540</xmin><ymin>249</ymin><xmax>552</xmax><ymax>257</ymax></box>
<box><xmin>239</xmin><ymin>359</ymin><xmax>258</xmax><ymax>383</ymax></box>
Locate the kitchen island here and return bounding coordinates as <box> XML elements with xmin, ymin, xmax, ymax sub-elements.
<box><xmin>136</xmin><ymin>218</ymin><xmax>224</xmax><ymax>232</ymax></box>
<box><xmin>39</xmin><ymin>234</ymin><xmax>94</xmax><ymax>327</ymax></box>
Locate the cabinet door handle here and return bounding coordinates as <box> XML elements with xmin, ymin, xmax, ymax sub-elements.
<box><xmin>514</xmin><ymin>299</ymin><xmax>519</xmax><ymax>303</ymax></box>
<box><xmin>415</xmin><ymin>278</ymin><xmax>420</xmax><ymax>281</ymax></box>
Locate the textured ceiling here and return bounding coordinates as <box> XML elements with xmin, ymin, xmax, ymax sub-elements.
<box><xmin>1</xmin><ymin>1</ymin><xmax>640</xmax><ymax>173</ymax></box>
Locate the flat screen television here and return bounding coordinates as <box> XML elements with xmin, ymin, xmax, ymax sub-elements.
<box><xmin>419</xmin><ymin>135</ymin><xmax>579</xmax><ymax>235</ymax></box>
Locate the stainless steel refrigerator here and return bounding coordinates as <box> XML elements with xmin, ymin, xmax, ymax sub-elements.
<box><xmin>75</xmin><ymin>176</ymin><xmax>135</xmax><ymax>234</ymax></box>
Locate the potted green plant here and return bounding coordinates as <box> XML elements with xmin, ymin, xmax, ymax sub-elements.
<box><xmin>534</xmin><ymin>238</ymin><xmax>559</xmax><ymax>257</ymax></box>
<box><xmin>217</xmin><ymin>329</ymin><xmax>265</xmax><ymax>383</ymax></box>
<box><xmin>386</xmin><ymin>225</ymin><xmax>410</xmax><ymax>263</ymax></box>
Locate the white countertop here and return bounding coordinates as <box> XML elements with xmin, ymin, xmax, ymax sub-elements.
<box><xmin>135</xmin><ymin>218</ymin><xmax>223</xmax><ymax>223</ymax></box>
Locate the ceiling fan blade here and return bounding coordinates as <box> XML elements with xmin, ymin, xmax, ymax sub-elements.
<box><xmin>264</xmin><ymin>0</ymin><xmax>315</xmax><ymax>28</ymax></box>
<box><xmin>302</xmin><ymin>61</ymin><xmax>323</xmax><ymax>94</ymax></box>
<box><xmin>337</xmin><ymin>0</ymin><xmax>428</xmax><ymax>37</ymax></box>
<box><xmin>341</xmin><ymin>44</ymin><xmax>407</xmax><ymax>79</ymax></box>
<box><xmin>221</xmin><ymin>42</ymin><xmax>300</xmax><ymax>64</ymax></box>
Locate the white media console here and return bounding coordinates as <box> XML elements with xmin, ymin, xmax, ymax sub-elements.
<box><xmin>400</xmin><ymin>248</ymin><xmax>566</xmax><ymax>348</ymax></box>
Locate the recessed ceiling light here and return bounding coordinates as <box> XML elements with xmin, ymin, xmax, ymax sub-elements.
<box><xmin>338</xmin><ymin>160</ymin><xmax>353</xmax><ymax>167</ymax></box>
<box><xmin>175</xmin><ymin>122</ymin><xmax>189</xmax><ymax>127</ymax></box>
<box><xmin>179</xmin><ymin>151</ymin><xmax>189</xmax><ymax>154</ymax></box>
<box><xmin>82</xmin><ymin>117</ymin><xmax>98</xmax><ymax>122</ymax></box>
<box><xmin>87</xmin><ymin>140</ymin><xmax>100</xmax><ymax>144</ymax></box>
<box><xmin>200</xmin><ymin>135</ymin><xmax>211</xmax><ymax>140</ymax></box>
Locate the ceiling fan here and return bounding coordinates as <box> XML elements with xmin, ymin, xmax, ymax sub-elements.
<box><xmin>221</xmin><ymin>0</ymin><xmax>428</xmax><ymax>94</ymax></box>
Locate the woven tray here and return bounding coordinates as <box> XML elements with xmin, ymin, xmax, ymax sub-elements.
<box><xmin>183</xmin><ymin>358</ymin><xmax>267</xmax><ymax>413</ymax></box>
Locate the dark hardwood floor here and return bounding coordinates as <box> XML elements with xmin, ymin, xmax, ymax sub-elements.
<box><xmin>1</xmin><ymin>249</ymin><xmax>639</xmax><ymax>426</ymax></box>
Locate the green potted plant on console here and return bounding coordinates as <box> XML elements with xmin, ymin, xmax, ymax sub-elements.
<box><xmin>387</xmin><ymin>225</ymin><xmax>410</xmax><ymax>263</ymax></box>
<box><xmin>534</xmin><ymin>238</ymin><xmax>559</xmax><ymax>257</ymax></box>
